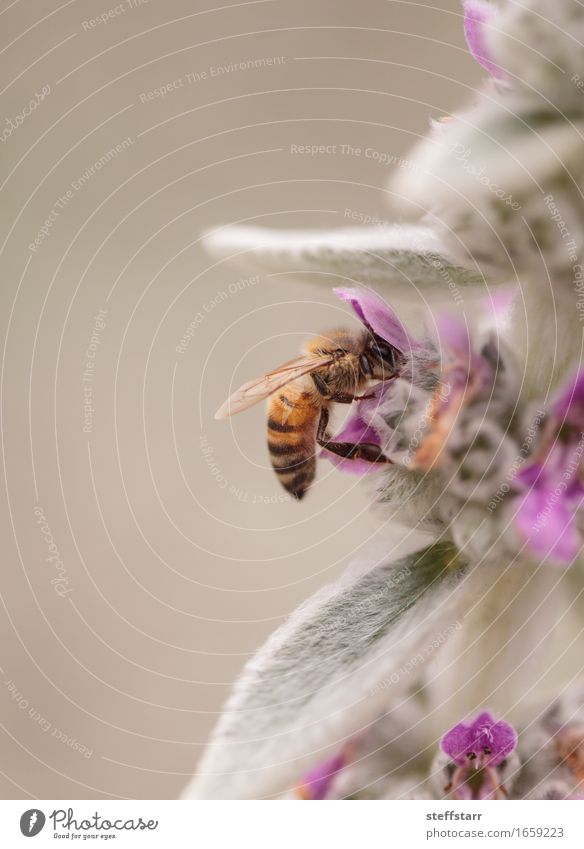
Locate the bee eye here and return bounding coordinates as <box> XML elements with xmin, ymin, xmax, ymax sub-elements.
<box><xmin>368</xmin><ymin>334</ymin><xmax>399</xmax><ymax>369</ymax></box>
<box><xmin>360</xmin><ymin>353</ymin><xmax>373</xmax><ymax>376</ymax></box>
<box><xmin>467</xmin><ymin>751</ymin><xmax>477</xmax><ymax>761</ymax></box>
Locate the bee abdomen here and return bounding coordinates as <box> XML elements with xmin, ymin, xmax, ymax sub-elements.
<box><xmin>267</xmin><ymin>393</ymin><xmax>319</xmax><ymax>500</ymax></box>
<box><xmin>267</xmin><ymin>440</ymin><xmax>304</xmax><ymax>456</ymax></box>
<box><xmin>270</xmin><ymin>450</ymin><xmax>316</xmax><ymax>500</ymax></box>
<box><xmin>267</xmin><ymin>417</ymin><xmax>298</xmax><ymax>433</ymax></box>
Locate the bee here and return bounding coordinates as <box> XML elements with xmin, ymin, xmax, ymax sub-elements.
<box><xmin>215</xmin><ymin>328</ymin><xmax>402</xmax><ymax>499</ymax></box>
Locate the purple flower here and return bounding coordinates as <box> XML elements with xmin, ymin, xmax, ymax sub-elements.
<box><xmin>323</xmin><ymin>410</ymin><xmax>385</xmax><ymax>475</ymax></box>
<box><xmin>514</xmin><ymin>371</ymin><xmax>584</xmax><ymax>566</ymax></box>
<box><xmin>296</xmin><ymin>749</ymin><xmax>348</xmax><ymax>800</ymax></box>
<box><xmin>334</xmin><ymin>286</ymin><xmax>419</xmax><ymax>355</ymax></box>
<box><xmin>463</xmin><ymin>1</ymin><xmax>506</xmax><ymax>81</ymax></box>
<box><xmin>552</xmin><ymin>370</ymin><xmax>584</xmax><ymax>428</ymax></box>
<box><xmin>441</xmin><ymin>711</ymin><xmax>517</xmax><ymax>800</ymax></box>
<box><xmin>442</xmin><ymin>711</ymin><xmax>517</xmax><ymax>767</ymax></box>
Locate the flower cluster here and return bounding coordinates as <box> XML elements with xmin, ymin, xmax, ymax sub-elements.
<box><xmin>437</xmin><ymin>712</ymin><xmax>518</xmax><ymax>801</ymax></box>
<box><xmin>320</xmin><ymin>285</ymin><xmax>584</xmax><ymax>570</ymax></box>
<box><xmin>295</xmin><ymin>704</ymin><xmax>584</xmax><ymax>800</ymax></box>
<box><xmin>186</xmin><ymin>0</ymin><xmax>584</xmax><ymax>802</ymax></box>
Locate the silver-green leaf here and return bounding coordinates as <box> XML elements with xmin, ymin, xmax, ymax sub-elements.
<box><xmin>185</xmin><ymin>541</ymin><xmax>469</xmax><ymax>799</ymax></box>
<box><xmin>202</xmin><ymin>224</ymin><xmax>484</xmax><ymax>294</ymax></box>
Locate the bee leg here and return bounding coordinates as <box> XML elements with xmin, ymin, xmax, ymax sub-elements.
<box><xmin>312</xmin><ymin>372</ymin><xmax>331</xmax><ymax>397</ymax></box>
<box><xmin>354</xmin><ymin>392</ymin><xmax>378</xmax><ymax>401</ymax></box>
<box><xmin>328</xmin><ymin>392</ymin><xmax>362</xmax><ymax>404</ymax></box>
<box><xmin>319</xmin><ymin>440</ymin><xmax>391</xmax><ymax>464</ymax></box>
<box><xmin>316</xmin><ymin>408</ymin><xmax>390</xmax><ymax>464</ymax></box>
<box><xmin>313</xmin><ymin>377</ymin><xmax>383</xmax><ymax>403</ymax></box>
<box><xmin>316</xmin><ymin>407</ymin><xmax>331</xmax><ymax>441</ymax></box>
<box><xmin>330</xmin><ymin>391</ymin><xmax>378</xmax><ymax>403</ymax></box>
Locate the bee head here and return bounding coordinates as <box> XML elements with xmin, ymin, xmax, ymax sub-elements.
<box><xmin>365</xmin><ymin>332</ymin><xmax>402</xmax><ymax>377</ymax></box>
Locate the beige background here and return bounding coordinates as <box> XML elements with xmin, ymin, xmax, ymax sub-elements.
<box><xmin>0</xmin><ymin>0</ymin><xmax>480</xmax><ymax>799</ymax></box>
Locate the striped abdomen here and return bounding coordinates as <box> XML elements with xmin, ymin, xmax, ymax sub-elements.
<box><xmin>267</xmin><ymin>384</ymin><xmax>321</xmax><ymax>500</ymax></box>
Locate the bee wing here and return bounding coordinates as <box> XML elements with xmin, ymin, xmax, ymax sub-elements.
<box><xmin>215</xmin><ymin>354</ymin><xmax>335</xmax><ymax>419</ymax></box>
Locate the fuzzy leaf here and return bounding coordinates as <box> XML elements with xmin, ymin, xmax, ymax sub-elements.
<box><xmin>185</xmin><ymin>541</ymin><xmax>469</xmax><ymax>799</ymax></box>
<box><xmin>202</xmin><ymin>224</ymin><xmax>483</xmax><ymax>294</ymax></box>
<box><xmin>488</xmin><ymin>0</ymin><xmax>584</xmax><ymax>113</ymax></box>
<box><xmin>391</xmin><ymin>103</ymin><xmax>584</xmax><ymax>303</ymax></box>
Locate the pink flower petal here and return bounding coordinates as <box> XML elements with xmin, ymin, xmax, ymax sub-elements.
<box><xmin>485</xmin><ymin>288</ymin><xmax>514</xmax><ymax>320</ymax></box>
<box><xmin>333</xmin><ymin>415</ymin><xmax>380</xmax><ymax>446</ymax></box>
<box><xmin>334</xmin><ymin>286</ymin><xmax>417</xmax><ymax>353</ymax></box>
<box><xmin>441</xmin><ymin>724</ymin><xmax>475</xmax><ymax>767</ymax></box>
<box><xmin>441</xmin><ymin>711</ymin><xmax>517</xmax><ymax>768</ymax></box>
<box><xmin>296</xmin><ymin>751</ymin><xmax>347</xmax><ymax>800</ymax></box>
<box><xmin>463</xmin><ymin>0</ymin><xmax>505</xmax><ymax>80</ymax></box>
<box><xmin>320</xmin><ymin>414</ymin><xmax>382</xmax><ymax>475</ymax></box>
<box><xmin>435</xmin><ymin>313</ymin><xmax>473</xmax><ymax>363</ymax></box>
<box><xmin>515</xmin><ymin>489</ymin><xmax>581</xmax><ymax>566</ymax></box>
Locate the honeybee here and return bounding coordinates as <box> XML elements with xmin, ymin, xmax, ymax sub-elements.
<box><xmin>215</xmin><ymin>328</ymin><xmax>402</xmax><ymax>499</ymax></box>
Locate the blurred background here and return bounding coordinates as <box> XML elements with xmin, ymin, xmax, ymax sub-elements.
<box><xmin>0</xmin><ymin>0</ymin><xmax>481</xmax><ymax>798</ymax></box>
